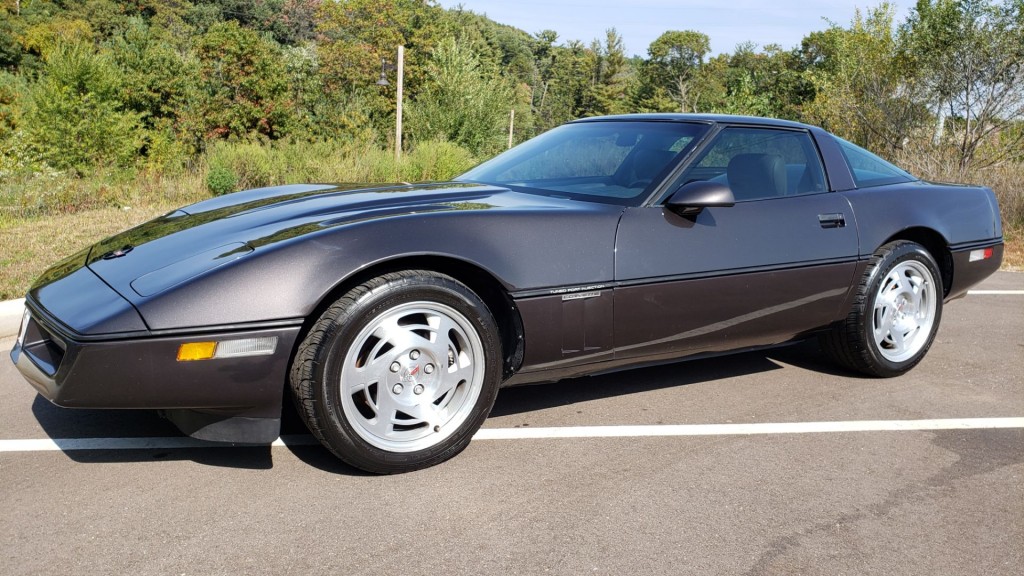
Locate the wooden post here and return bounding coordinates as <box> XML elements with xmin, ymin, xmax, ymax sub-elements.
<box><xmin>508</xmin><ymin>109</ymin><xmax>515</xmax><ymax>149</ymax></box>
<box><xmin>396</xmin><ymin>45</ymin><xmax>404</xmax><ymax>161</ymax></box>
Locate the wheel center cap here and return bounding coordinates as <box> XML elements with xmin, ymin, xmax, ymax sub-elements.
<box><xmin>391</xmin><ymin>360</ymin><xmax>437</xmax><ymax>405</ymax></box>
<box><xmin>401</xmin><ymin>365</ymin><xmax>419</xmax><ymax>384</ymax></box>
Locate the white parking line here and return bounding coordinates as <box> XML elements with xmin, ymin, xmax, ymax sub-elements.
<box><xmin>968</xmin><ymin>290</ymin><xmax>1024</xmax><ymax>295</ymax></box>
<box><xmin>472</xmin><ymin>418</ymin><xmax>1024</xmax><ymax>439</ymax></box>
<box><xmin>1</xmin><ymin>418</ymin><xmax>1021</xmax><ymax>453</ymax></box>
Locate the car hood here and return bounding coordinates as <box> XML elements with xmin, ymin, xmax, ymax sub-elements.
<box><xmin>61</xmin><ymin>182</ymin><xmax>558</xmax><ymax>302</ymax></box>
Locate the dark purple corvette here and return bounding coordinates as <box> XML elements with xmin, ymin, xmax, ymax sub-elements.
<box><xmin>12</xmin><ymin>114</ymin><xmax>1003</xmax><ymax>472</ymax></box>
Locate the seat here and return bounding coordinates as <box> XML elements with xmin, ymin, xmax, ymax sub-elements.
<box><xmin>726</xmin><ymin>153</ymin><xmax>786</xmax><ymax>200</ymax></box>
<box><xmin>626</xmin><ymin>148</ymin><xmax>677</xmax><ymax>186</ymax></box>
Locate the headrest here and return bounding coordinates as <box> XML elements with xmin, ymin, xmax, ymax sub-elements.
<box><xmin>727</xmin><ymin>153</ymin><xmax>786</xmax><ymax>200</ymax></box>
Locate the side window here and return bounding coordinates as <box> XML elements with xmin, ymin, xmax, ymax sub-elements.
<box><xmin>835</xmin><ymin>137</ymin><xmax>916</xmax><ymax>188</ymax></box>
<box><xmin>674</xmin><ymin>127</ymin><xmax>827</xmax><ymax>201</ymax></box>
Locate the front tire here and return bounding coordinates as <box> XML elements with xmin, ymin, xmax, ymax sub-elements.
<box><xmin>290</xmin><ymin>271</ymin><xmax>502</xmax><ymax>473</ymax></box>
<box><xmin>822</xmin><ymin>241</ymin><xmax>943</xmax><ymax>377</ymax></box>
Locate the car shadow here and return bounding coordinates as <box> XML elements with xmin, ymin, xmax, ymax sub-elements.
<box><xmin>30</xmin><ymin>395</ymin><xmax>277</xmax><ymax>469</ymax></box>
<box><xmin>28</xmin><ymin>339</ymin><xmax>857</xmax><ymax>474</ymax></box>
<box><xmin>28</xmin><ymin>392</ymin><xmax>373</xmax><ymax>474</ymax></box>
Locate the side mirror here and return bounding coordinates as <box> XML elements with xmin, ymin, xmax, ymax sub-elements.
<box><xmin>665</xmin><ymin>180</ymin><xmax>735</xmax><ymax>216</ymax></box>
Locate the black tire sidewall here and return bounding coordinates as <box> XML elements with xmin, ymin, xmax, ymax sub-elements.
<box><xmin>860</xmin><ymin>243</ymin><xmax>943</xmax><ymax>376</ymax></box>
<box><xmin>312</xmin><ymin>274</ymin><xmax>502</xmax><ymax>472</ymax></box>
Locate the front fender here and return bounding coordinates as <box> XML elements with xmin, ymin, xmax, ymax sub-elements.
<box><xmin>135</xmin><ymin>207</ymin><xmax>622</xmax><ymax>331</ymax></box>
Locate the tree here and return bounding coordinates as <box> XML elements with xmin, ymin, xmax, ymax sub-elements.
<box><xmin>639</xmin><ymin>30</ymin><xmax>710</xmax><ymax>112</ymax></box>
<box><xmin>719</xmin><ymin>43</ymin><xmax>813</xmax><ymax>119</ymax></box>
<box><xmin>904</xmin><ymin>0</ymin><xmax>1024</xmax><ymax>172</ymax></box>
<box><xmin>0</xmin><ymin>14</ymin><xmax>23</xmax><ymax>70</ymax></box>
<box><xmin>315</xmin><ymin>0</ymin><xmax>443</xmax><ymax>141</ymax></box>
<box><xmin>406</xmin><ymin>37</ymin><xmax>515</xmax><ymax>156</ymax></box>
<box><xmin>191</xmin><ymin>20</ymin><xmax>293</xmax><ymax>142</ymax></box>
<box><xmin>585</xmin><ymin>28</ymin><xmax>633</xmax><ymax>116</ymax></box>
<box><xmin>111</xmin><ymin>18</ymin><xmax>196</xmax><ymax>132</ymax></box>
<box><xmin>534</xmin><ymin>39</ymin><xmax>593</xmax><ymax>129</ymax></box>
<box><xmin>23</xmin><ymin>41</ymin><xmax>143</xmax><ymax>173</ymax></box>
<box><xmin>802</xmin><ymin>3</ymin><xmax>928</xmax><ymax>152</ymax></box>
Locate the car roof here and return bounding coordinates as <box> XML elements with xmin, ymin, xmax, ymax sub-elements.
<box><xmin>571</xmin><ymin>113</ymin><xmax>815</xmax><ymax>131</ymax></box>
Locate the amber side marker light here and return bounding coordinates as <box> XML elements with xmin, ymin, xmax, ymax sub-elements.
<box><xmin>177</xmin><ymin>337</ymin><xmax>277</xmax><ymax>362</ymax></box>
<box><xmin>177</xmin><ymin>341</ymin><xmax>217</xmax><ymax>361</ymax></box>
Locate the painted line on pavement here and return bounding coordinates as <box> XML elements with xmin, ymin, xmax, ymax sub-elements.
<box><xmin>1</xmin><ymin>418</ymin><xmax>1021</xmax><ymax>453</ymax></box>
<box><xmin>471</xmin><ymin>417</ymin><xmax>1024</xmax><ymax>440</ymax></box>
<box><xmin>967</xmin><ymin>290</ymin><xmax>1024</xmax><ymax>295</ymax></box>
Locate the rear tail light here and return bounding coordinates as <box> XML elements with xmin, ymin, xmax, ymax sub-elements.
<box><xmin>968</xmin><ymin>247</ymin><xmax>994</xmax><ymax>262</ymax></box>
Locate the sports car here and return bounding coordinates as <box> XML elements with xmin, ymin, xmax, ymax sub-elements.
<box><xmin>11</xmin><ymin>114</ymin><xmax>1003</xmax><ymax>473</ymax></box>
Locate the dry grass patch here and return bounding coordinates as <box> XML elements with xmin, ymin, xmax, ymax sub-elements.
<box><xmin>1003</xmin><ymin>227</ymin><xmax>1024</xmax><ymax>271</ymax></box>
<box><xmin>0</xmin><ymin>204</ymin><xmax>178</xmax><ymax>300</ymax></box>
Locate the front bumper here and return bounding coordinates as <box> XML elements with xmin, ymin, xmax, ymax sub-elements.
<box><xmin>11</xmin><ymin>301</ymin><xmax>301</xmax><ymax>442</ymax></box>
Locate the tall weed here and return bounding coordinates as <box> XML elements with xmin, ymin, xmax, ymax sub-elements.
<box><xmin>203</xmin><ymin>139</ymin><xmax>478</xmax><ymax>193</ymax></box>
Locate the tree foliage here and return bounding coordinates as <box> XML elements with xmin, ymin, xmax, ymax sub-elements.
<box><xmin>640</xmin><ymin>30</ymin><xmax>710</xmax><ymax>112</ymax></box>
<box><xmin>406</xmin><ymin>37</ymin><xmax>514</xmax><ymax>156</ymax></box>
<box><xmin>24</xmin><ymin>41</ymin><xmax>143</xmax><ymax>174</ymax></box>
<box><xmin>801</xmin><ymin>4</ymin><xmax>928</xmax><ymax>150</ymax></box>
<box><xmin>0</xmin><ymin>0</ymin><xmax>1021</xmax><ymax>185</ymax></box>
<box><xmin>903</xmin><ymin>0</ymin><xmax>1024</xmax><ymax>172</ymax></box>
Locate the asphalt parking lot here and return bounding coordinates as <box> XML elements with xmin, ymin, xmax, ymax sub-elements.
<box><xmin>1</xmin><ymin>273</ymin><xmax>1022</xmax><ymax>575</ymax></box>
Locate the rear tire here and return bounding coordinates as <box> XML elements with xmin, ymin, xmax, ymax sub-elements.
<box><xmin>821</xmin><ymin>241</ymin><xmax>943</xmax><ymax>377</ymax></box>
<box><xmin>290</xmin><ymin>271</ymin><xmax>502</xmax><ymax>473</ymax></box>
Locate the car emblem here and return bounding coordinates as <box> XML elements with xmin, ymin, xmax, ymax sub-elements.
<box><xmin>102</xmin><ymin>245</ymin><xmax>134</xmax><ymax>259</ymax></box>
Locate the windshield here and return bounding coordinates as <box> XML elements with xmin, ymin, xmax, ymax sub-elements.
<box><xmin>456</xmin><ymin>121</ymin><xmax>710</xmax><ymax>206</ymax></box>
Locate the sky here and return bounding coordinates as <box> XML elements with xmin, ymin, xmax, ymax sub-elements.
<box><xmin>436</xmin><ymin>0</ymin><xmax>917</xmax><ymax>57</ymax></box>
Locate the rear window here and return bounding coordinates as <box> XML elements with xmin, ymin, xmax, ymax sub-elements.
<box><xmin>836</xmin><ymin>137</ymin><xmax>917</xmax><ymax>188</ymax></box>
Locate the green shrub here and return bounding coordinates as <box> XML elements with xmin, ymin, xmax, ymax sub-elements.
<box><xmin>200</xmin><ymin>138</ymin><xmax>479</xmax><ymax>190</ymax></box>
<box><xmin>206</xmin><ymin>164</ymin><xmax>238</xmax><ymax>196</ymax></box>
<box><xmin>23</xmin><ymin>42</ymin><xmax>144</xmax><ymax>175</ymax></box>
<box><xmin>402</xmin><ymin>140</ymin><xmax>478</xmax><ymax>181</ymax></box>
<box><xmin>143</xmin><ymin>122</ymin><xmax>189</xmax><ymax>174</ymax></box>
<box><xmin>406</xmin><ymin>37</ymin><xmax>515</xmax><ymax>157</ymax></box>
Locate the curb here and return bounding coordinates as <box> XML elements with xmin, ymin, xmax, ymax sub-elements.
<box><xmin>0</xmin><ymin>298</ymin><xmax>26</xmax><ymax>339</ymax></box>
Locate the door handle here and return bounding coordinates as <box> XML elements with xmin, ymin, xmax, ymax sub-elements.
<box><xmin>818</xmin><ymin>213</ymin><xmax>846</xmax><ymax>228</ymax></box>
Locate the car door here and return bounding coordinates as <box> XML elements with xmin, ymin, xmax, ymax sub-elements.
<box><xmin>612</xmin><ymin>125</ymin><xmax>860</xmax><ymax>361</ymax></box>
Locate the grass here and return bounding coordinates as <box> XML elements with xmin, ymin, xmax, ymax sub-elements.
<box><xmin>0</xmin><ymin>203</ymin><xmax>180</xmax><ymax>300</ymax></box>
<box><xmin>1002</xmin><ymin>227</ymin><xmax>1024</xmax><ymax>271</ymax></box>
<box><xmin>0</xmin><ymin>139</ymin><xmax>479</xmax><ymax>300</ymax></box>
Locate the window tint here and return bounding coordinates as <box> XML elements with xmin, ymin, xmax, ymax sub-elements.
<box><xmin>672</xmin><ymin>127</ymin><xmax>827</xmax><ymax>201</ymax></box>
<box><xmin>457</xmin><ymin>121</ymin><xmax>709</xmax><ymax>206</ymax></box>
<box><xmin>835</xmin><ymin>137</ymin><xmax>916</xmax><ymax>188</ymax></box>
